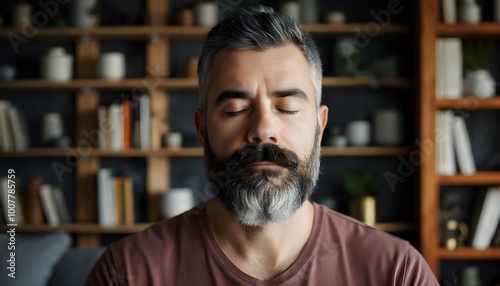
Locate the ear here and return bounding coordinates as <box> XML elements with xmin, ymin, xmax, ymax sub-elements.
<box><xmin>194</xmin><ymin>108</ymin><xmax>206</xmax><ymax>146</ymax></box>
<box><xmin>317</xmin><ymin>105</ymin><xmax>329</xmax><ymax>141</ymax></box>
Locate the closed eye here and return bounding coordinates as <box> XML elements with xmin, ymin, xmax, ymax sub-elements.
<box><xmin>278</xmin><ymin>109</ymin><xmax>298</xmax><ymax>115</ymax></box>
<box><xmin>225</xmin><ymin>109</ymin><xmax>249</xmax><ymax>117</ymax></box>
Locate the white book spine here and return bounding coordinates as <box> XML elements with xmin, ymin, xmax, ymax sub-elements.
<box><xmin>52</xmin><ymin>186</ymin><xmax>71</xmax><ymax>224</ymax></box>
<box><xmin>437</xmin><ymin>111</ymin><xmax>456</xmax><ymax>175</ymax></box>
<box><xmin>39</xmin><ymin>184</ymin><xmax>60</xmax><ymax>226</ymax></box>
<box><xmin>472</xmin><ymin>187</ymin><xmax>500</xmax><ymax>249</ymax></box>
<box><xmin>98</xmin><ymin>169</ymin><xmax>111</xmax><ymax>226</ymax></box>
<box><xmin>442</xmin><ymin>0</ymin><xmax>457</xmax><ymax>24</ymax></box>
<box><xmin>8</xmin><ymin>106</ymin><xmax>27</xmax><ymax>150</ymax></box>
<box><xmin>0</xmin><ymin>101</ymin><xmax>13</xmax><ymax>151</ymax></box>
<box><xmin>109</xmin><ymin>104</ymin><xmax>123</xmax><ymax>150</ymax></box>
<box><xmin>98</xmin><ymin>106</ymin><xmax>107</xmax><ymax>149</ymax></box>
<box><xmin>453</xmin><ymin>115</ymin><xmax>476</xmax><ymax>175</ymax></box>
<box><xmin>140</xmin><ymin>95</ymin><xmax>150</xmax><ymax>150</ymax></box>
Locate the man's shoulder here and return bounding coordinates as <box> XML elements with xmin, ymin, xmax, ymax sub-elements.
<box><xmin>315</xmin><ymin>203</ymin><xmax>409</xmax><ymax>250</ymax></box>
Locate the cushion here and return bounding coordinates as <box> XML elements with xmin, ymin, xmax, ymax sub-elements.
<box><xmin>48</xmin><ymin>247</ymin><xmax>106</xmax><ymax>286</ymax></box>
<box><xmin>0</xmin><ymin>232</ymin><xmax>72</xmax><ymax>286</ymax></box>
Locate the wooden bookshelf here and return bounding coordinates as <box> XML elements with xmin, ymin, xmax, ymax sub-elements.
<box><xmin>437</xmin><ymin>248</ymin><xmax>500</xmax><ymax>260</ymax></box>
<box><xmin>436</xmin><ymin>97</ymin><xmax>500</xmax><ymax>110</ymax></box>
<box><xmin>0</xmin><ymin>77</ymin><xmax>411</xmax><ymax>90</ymax></box>
<box><xmin>374</xmin><ymin>222</ymin><xmax>416</xmax><ymax>232</ymax></box>
<box><xmin>320</xmin><ymin>146</ymin><xmax>412</xmax><ymax>156</ymax></box>
<box><xmin>438</xmin><ymin>23</ymin><xmax>500</xmax><ymax>38</ymax></box>
<box><xmin>439</xmin><ymin>172</ymin><xmax>500</xmax><ymax>186</ymax></box>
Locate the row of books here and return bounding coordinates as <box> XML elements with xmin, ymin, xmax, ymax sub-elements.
<box><xmin>436</xmin><ymin>37</ymin><xmax>463</xmax><ymax>99</ymax></box>
<box><xmin>469</xmin><ymin>186</ymin><xmax>500</xmax><ymax>249</ymax></box>
<box><xmin>0</xmin><ymin>100</ymin><xmax>29</xmax><ymax>151</ymax></box>
<box><xmin>97</xmin><ymin>168</ymin><xmax>135</xmax><ymax>226</ymax></box>
<box><xmin>98</xmin><ymin>94</ymin><xmax>165</xmax><ymax>150</ymax></box>
<box><xmin>436</xmin><ymin>111</ymin><xmax>476</xmax><ymax>176</ymax></box>
<box><xmin>0</xmin><ymin>177</ymin><xmax>70</xmax><ymax>226</ymax></box>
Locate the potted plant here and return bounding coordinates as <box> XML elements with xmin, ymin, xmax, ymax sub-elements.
<box><xmin>463</xmin><ymin>41</ymin><xmax>495</xmax><ymax>98</ymax></box>
<box><xmin>343</xmin><ymin>170</ymin><xmax>383</xmax><ymax>226</ymax></box>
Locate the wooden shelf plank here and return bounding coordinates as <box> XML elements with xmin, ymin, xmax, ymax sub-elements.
<box><xmin>322</xmin><ymin>77</ymin><xmax>412</xmax><ymax>88</ymax></box>
<box><xmin>440</xmin><ymin>172</ymin><xmax>500</xmax><ymax>185</ymax></box>
<box><xmin>438</xmin><ymin>248</ymin><xmax>500</xmax><ymax>259</ymax></box>
<box><xmin>436</xmin><ymin>97</ymin><xmax>500</xmax><ymax>110</ymax></box>
<box><xmin>321</xmin><ymin>146</ymin><xmax>413</xmax><ymax>156</ymax></box>
<box><xmin>302</xmin><ymin>24</ymin><xmax>411</xmax><ymax>35</ymax></box>
<box><xmin>374</xmin><ymin>222</ymin><xmax>416</xmax><ymax>232</ymax></box>
<box><xmin>0</xmin><ymin>223</ymin><xmax>154</xmax><ymax>233</ymax></box>
<box><xmin>0</xmin><ymin>147</ymin><xmax>413</xmax><ymax>157</ymax></box>
<box><xmin>438</xmin><ymin>23</ymin><xmax>500</xmax><ymax>38</ymax></box>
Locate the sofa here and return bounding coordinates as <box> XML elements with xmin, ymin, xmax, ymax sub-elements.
<box><xmin>0</xmin><ymin>232</ymin><xmax>105</xmax><ymax>286</ymax></box>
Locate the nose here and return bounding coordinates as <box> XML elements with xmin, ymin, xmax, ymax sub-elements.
<box><xmin>246</xmin><ymin>105</ymin><xmax>279</xmax><ymax>144</ymax></box>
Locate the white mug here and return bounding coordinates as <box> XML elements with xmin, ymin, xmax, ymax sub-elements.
<box><xmin>98</xmin><ymin>53</ymin><xmax>126</xmax><ymax>80</ymax></box>
<box><xmin>196</xmin><ymin>3</ymin><xmax>219</xmax><ymax>26</ymax></box>
<box><xmin>373</xmin><ymin>109</ymin><xmax>403</xmax><ymax>146</ymax></box>
<box><xmin>159</xmin><ymin>188</ymin><xmax>194</xmax><ymax>219</ymax></box>
<box><xmin>42</xmin><ymin>113</ymin><xmax>63</xmax><ymax>145</ymax></box>
<box><xmin>280</xmin><ymin>2</ymin><xmax>301</xmax><ymax>21</ymax></box>
<box><xmin>346</xmin><ymin>120</ymin><xmax>371</xmax><ymax>146</ymax></box>
<box><xmin>40</xmin><ymin>47</ymin><xmax>73</xmax><ymax>81</ymax></box>
<box><xmin>164</xmin><ymin>132</ymin><xmax>183</xmax><ymax>148</ymax></box>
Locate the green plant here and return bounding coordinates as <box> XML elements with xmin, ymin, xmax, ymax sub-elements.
<box><xmin>343</xmin><ymin>171</ymin><xmax>384</xmax><ymax>197</ymax></box>
<box><xmin>463</xmin><ymin>41</ymin><xmax>493</xmax><ymax>70</ymax></box>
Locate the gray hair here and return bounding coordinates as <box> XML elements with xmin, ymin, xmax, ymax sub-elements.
<box><xmin>197</xmin><ymin>5</ymin><xmax>323</xmax><ymax>109</ymax></box>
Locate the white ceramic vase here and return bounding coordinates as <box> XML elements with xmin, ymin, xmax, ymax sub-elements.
<box><xmin>463</xmin><ymin>70</ymin><xmax>495</xmax><ymax>98</ymax></box>
<box><xmin>196</xmin><ymin>3</ymin><xmax>219</xmax><ymax>26</ymax></box>
<box><xmin>459</xmin><ymin>0</ymin><xmax>481</xmax><ymax>24</ymax></box>
<box><xmin>98</xmin><ymin>53</ymin><xmax>126</xmax><ymax>80</ymax></box>
<box><xmin>40</xmin><ymin>47</ymin><xmax>73</xmax><ymax>81</ymax></box>
<box><xmin>373</xmin><ymin>109</ymin><xmax>403</xmax><ymax>146</ymax></box>
<box><xmin>71</xmin><ymin>0</ymin><xmax>99</xmax><ymax>27</ymax></box>
<box><xmin>42</xmin><ymin>113</ymin><xmax>63</xmax><ymax>145</ymax></box>
<box><xmin>159</xmin><ymin>188</ymin><xmax>194</xmax><ymax>219</ymax></box>
<box><xmin>346</xmin><ymin>121</ymin><xmax>371</xmax><ymax>146</ymax></box>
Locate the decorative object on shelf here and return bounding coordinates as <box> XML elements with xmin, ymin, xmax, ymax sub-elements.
<box><xmin>324</xmin><ymin>11</ymin><xmax>346</xmax><ymax>24</ymax></box>
<box><xmin>298</xmin><ymin>0</ymin><xmax>319</xmax><ymax>23</ymax></box>
<box><xmin>280</xmin><ymin>2</ymin><xmax>301</xmax><ymax>21</ymax></box>
<box><xmin>176</xmin><ymin>8</ymin><xmax>195</xmax><ymax>26</ymax></box>
<box><xmin>159</xmin><ymin>188</ymin><xmax>194</xmax><ymax>219</ymax></box>
<box><xmin>195</xmin><ymin>2</ymin><xmax>218</xmax><ymax>26</ymax></box>
<box><xmin>52</xmin><ymin>136</ymin><xmax>71</xmax><ymax>148</ymax></box>
<box><xmin>0</xmin><ymin>65</ymin><xmax>17</xmax><ymax>80</ymax></box>
<box><xmin>98</xmin><ymin>52</ymin><xmax>126</xmax><ymax>80</ymax></box>
<box><xmin>463</xmin><ymin>41</ymin><xmax>494</xmax><ymax>98</ymax></box>
<box><xmin>373</xmin><ymin>109</ymin><xmax>403</xmax><ymax>146</ymax></box>
<box><xmin>346</xmin><ymin>120</ymin><xmax>371</xmax><ymax>146</ymax></box>
<box><xmin>40</xmin><ymin>47</ymin><xmax>73</xmax><ymax>81</ymax></box>
<box><xmin>42</xmin><ymin>113</ymin><xmax>64</xmax><ymax>147</ymax></box>
<box><xmin>459</xmin><ymin>0</ymin><xmax>481</xmax><ymax>24</ymax></box>
<box><xmin>12</xmin><ymin>3</ymin><xmax>33</xmax><ymax>28</ymax></box>
<box><xmin>163</xmin><ymin>132</ymin><xmax>183</xmax><ymax>148</ymax></box>
<box><xmin>327</xmin><ymin>126</ymin><xmax>347</xmax><ymax>147</ymax></box>
<box><xmin>185</xmin><ymin>56</ymin><xmax>199</xmax><ymax>78</ymax></box>
<box><xmin>496</xmin><ymin>0</ymin><xmax>500</xmax><ymax>22</ymax></box>
<box><xmin>440</xmin><ymin>219</ymin><xmax>468</xmax><ymax>250</ymax></box>
<box><xmin>442</xmin><ymin>0</ymin><xmax>457</xmax><ymax>24</ymax></box>
<box><xmin>343</xmin><ymin>170</ymin><xmax>383</xmax><ymax>226</ymax></box>
<box><xmin>460</xmin><ymin>266</ymin><xmax>481</xmax><ymax>286</ymax></box>
<box><xmin>70</xmin><ymin>0</ymin><xmax>99</xmax><ymax>27</ymax></box>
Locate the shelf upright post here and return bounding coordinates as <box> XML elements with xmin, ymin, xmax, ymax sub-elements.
<box><xmin>75</xmin><ymin>35</ymin><xmax>101</xmax><ymax>247</ymax></box>
<box><xmin>418</xmin><ymin>0</ymin><xmax>440</xmax><ymax>276</ymax></box>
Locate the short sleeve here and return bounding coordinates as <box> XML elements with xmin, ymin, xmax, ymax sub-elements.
<box><xmin>85</xmin><ymin>246</ymin><xmax>127</xmax><ymax>286</ymax></box>
<box><xmin>402</xmin><ymin>244</ymin><xmax>440</xmax><ymax>286</ymax></box>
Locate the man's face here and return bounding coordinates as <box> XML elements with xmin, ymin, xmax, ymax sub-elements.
<box><xmin>195</xmin><ymin>44</ymin><xmax>328</xmax><ymax>225</ymax></box>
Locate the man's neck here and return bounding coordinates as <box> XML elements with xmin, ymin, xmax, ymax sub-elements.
<box><xmin>206</xmin><ymin>199</ymin><xmax>315</xmax><ymax>280</ymax></box>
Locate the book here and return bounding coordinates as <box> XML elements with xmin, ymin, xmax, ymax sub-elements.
<box><xmin>25</xmin><ymin>177</ymin><xmax>44</xmax><ymax>225</ymax></box>
<box><xmin>469</xmin><ymin>187</ymin><xmax>500</xmax><ymax>249</ymax></box>
<box><xmin>109</xmin><ymin>104</ymin><xmax>123</xmax><ymax>150</ymax></box>
<box><xmin>452</xmin><ymin>115</ymin><xmax>476</xmax><ymax>175</ymax></box>
<box><xmin>8</xmin><ymin>106</ymin><xmax>28</xmax><ymax>150</ymax></box>
<box><xmin>0</xmin><ymin>100</ymin><xmax>13</xmax><ymax>151</ymax></box>
<box><xmin>39</xmin><ymin>184</ymin><xmax>60</xmax><ymax>226</ymax></box>
<box><xmin>140</xmin><ymin>95</ymin><xmax>150</xmax><ymax>150</ymax></box>
<box><xmin>435</xmin><ymin>38</ymin><xmax>462</xmax><ymax>99</ymax></box>
<box><xmin>123</xmin><ymin>177</ymin><xmax>135</xmax><ymax>225</ymax></box>
<box><xmin>436</xmin><ymin>111</ymin><xmax>456</xmax><ymax>176</ymax></box>
<box><xmin>442</xmin><ymin>0</ymin><xmax>457</xmax><ymax>24</ymax></box>
<box><xmin>97</xmin><ymin>168</ymin><xmax>113</xmax><ymax>226</ymax></box>
<box><xmin>115</xmin><ymin>176</ymin><xmax>124</xmax><ymax>225</ymax></box>
<box><xmin>122</xmin><ymin>100</ymin><xmax>132</xmax><ymax>150</ymax></box>
<box><xmin>52</xmin><ymin>186</ymin><xmax>71</xmax><ymax>224</ymax></box>
<box><xmin>98</xmin><ymin>106</ymin><xmax>108</xmax><ymax>149</ymax></box>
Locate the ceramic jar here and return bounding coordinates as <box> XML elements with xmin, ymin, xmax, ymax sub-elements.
<box><xmin>159</xmin><ymin>188</ymin><xmax>194</xmax><ymax>219</ymax></box>
<box><xmin>98</xmin><ymin>53</ymin><xmax>126</xmax><ymax>80</ymax></box>
<box><xmin>196</xmin><ymin>2</ymin><xmax>219</xmax><ymax>26</ymax></box>
<box><xmin>373</xmin><ymin>109</ymin><xmax>403</xmax><ymax>146</ymax></box>
<box><xmin>42</xmin><ymin>113</ymin><xmax>63</xmax><ymax>146</ymax></box>
<box><xmin>71</xmin><ymin>0</ymin><xmax>99</xmax><ymax>27</ymax></box>
<box><xmin>40</xmin><ymin>47</ymin><xmax>73</xmax><ymax>81</ymax></box>
<box><xmin>463</xmin><ymin>70</ymin><xmax>495</xmax><ymax>98</ymax></box>
<box><xmin>459</xmin><ymin>0</ymin><xmax>481</xmax><ymax>24</ymax></box>
<box><xmin>346</xmin><ymin>121</ymin><xmax>371</xmax><ymax>146</ymax></box>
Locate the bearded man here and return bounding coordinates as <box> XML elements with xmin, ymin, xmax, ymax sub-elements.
<box><xmin>86</xmin><ymin>6</ymin><xmax>438</xmax><ymax>285</ymax></box>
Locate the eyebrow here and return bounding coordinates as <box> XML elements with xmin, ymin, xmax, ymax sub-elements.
<box><xmin>214</xmin><ymin>88</ymin><xmax>309</xmax><ymax>107</ymax></box>
<box><xmin>273</xmin><ymin>88</ymin><xmax>309</xmax><ymax>101</ymax></box>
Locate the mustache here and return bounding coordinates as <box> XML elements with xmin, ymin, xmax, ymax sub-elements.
<box><xmin>227</xmin><ymin>143</ymin><xmax>300</xmax><ymax>170</ymax></box>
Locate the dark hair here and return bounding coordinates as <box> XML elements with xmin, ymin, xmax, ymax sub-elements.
<box><xmin>197</xmin><ymin>5</ymin><xmax>322</xmax><ymax>108</ymax></box>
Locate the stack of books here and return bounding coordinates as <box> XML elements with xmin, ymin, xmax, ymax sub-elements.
<box><xmin>0</xmin><ymin>100</ymin><xmax>29</xmax><ymax>151</ymax></box>
<box><xmin>436</xmin><ymin>38</ymin><xmax>463</xmax><ymax>100</ymax></box>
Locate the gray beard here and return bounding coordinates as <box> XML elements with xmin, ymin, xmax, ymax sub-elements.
<box><xmin>204</xmin><ymin>128</ymin><xmax>321</xmax><ymax>226</ymax></box>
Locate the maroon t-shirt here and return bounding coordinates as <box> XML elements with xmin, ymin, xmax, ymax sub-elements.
<box><xmin>85</xmin><ymin>202</ymin><xmax>439</xmax><ymax>285</ymax></box>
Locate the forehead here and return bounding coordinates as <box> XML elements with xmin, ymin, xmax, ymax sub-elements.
<box><xmin>206</xmin><ymin>44</ymin><xmax>315</xmax><ymax>103</ymax></box>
